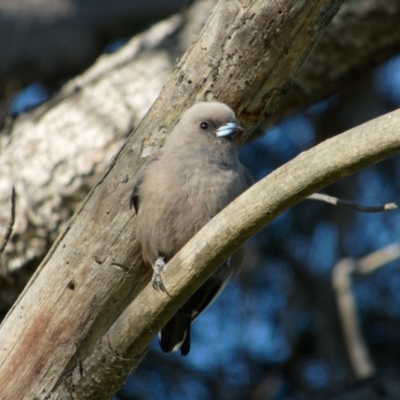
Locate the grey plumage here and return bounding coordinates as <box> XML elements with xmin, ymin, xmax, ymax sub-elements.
<box><xmin>131</xmin><ymin>101</ymin><xmax>252</xmax><ymax>355</ymax></box>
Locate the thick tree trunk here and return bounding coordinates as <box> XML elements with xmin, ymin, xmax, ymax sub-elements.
<box><xmin>0</xmin><ymin>0</ymin><xmax>345</xmax><ymax>398</ymax></box>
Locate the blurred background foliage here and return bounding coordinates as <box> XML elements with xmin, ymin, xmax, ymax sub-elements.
<box><xmin>2</xmin><ymin>1</ymin><xmax>400</xmax><ymax>399</ymax></box>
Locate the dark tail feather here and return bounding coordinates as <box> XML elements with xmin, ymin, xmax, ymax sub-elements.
<box><xmin>159</xmin><ymin>311</ymin><xmax>191</xmax><ymax>356</ymax></box>
<box><xmin>180</xmin><ymin>321</ymin><xmax>191</xmax><ymax>356</ymax></box>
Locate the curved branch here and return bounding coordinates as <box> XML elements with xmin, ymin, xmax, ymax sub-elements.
<box><xmin>109</xmin><ymin>108</ymin><xmax>400</xmax><ymax>355</ymax></box>
<box><xmin>63</xmin><ymin>109</ymin><xmax>400</xmax><ymax>398</ymax></box>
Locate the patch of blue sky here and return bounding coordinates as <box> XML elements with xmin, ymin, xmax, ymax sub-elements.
<box><xmin>307</xmin><ymin>98</ymin><xmax>331</xmax><ymax>115</ymax></box>
<box><xmin>222</xmin><ymin>357</ymin><xmax>252</xmax><ymax>388</ymax></box>
<box><xmin>374</xmin><ymin>54</ymin><xmax>400</xmax><ymax>105</ymax></box>
<box><xmin>173</xmin><ymin>379</ymin><xmax>211</xmax><ymax>400</ymax></box>
<box><xmin>362</xmin><ymin>217</ymin><xmax>394</xmax><ymax>249</ymax></box>
<box><xmin>244</xmin><ymin>318</ymin><xmax>291</xmax><ymax>363</ymax></box>
<box><xmin>186</xmin><ymin>282</ymin><xmax>290</xmax><ymax>369</ymax></box>
<box><xmin>103</xmin><ymin>38</ymin><xmax>129</xmax><ymax>53</ymax></box>
<box><xmin>186</xmin><ymin>287</ymin><xmax>241</xmax><ymax>370</ymax></box>
<box><xmin>260</xmin><ymin>113</ymin><xmax>315</xmax><ymax>161</ymax></box>
<box><xmin>353</xmin><ymin>280</ymin><xmax>382</xmax><ymax>314</ymax></box>
<box><xmin>269</xmin><ymin>210</ymin><xmax>293</xmax><ymax>239</ymax></box>
<box><xmin>121</xmin><ymin>368</ymin><xmax>167</xmax><ymax>400</ymax></box>
<box><xmin>306</xmin><ymin>222</ymin><xmax>339</xmax><ymax>275</ymax></box>
<box><xmin>11</xmin><ymin>82</ymin><xmax>49</xmax><ymax>115</ymax></box>
<box><xmin>241</xmin><ymin>112</ymin><xmax>316</xmax><ymax>182</ymax></box>
<box><xmin>307</xmin><ymin>95</ymin><xmax>339</xmax><ymax>116</ymax></box>
<box><xmin>357</xmin><ymin>167</ymin><xmax>392</xmax><ymax>204</ymax></box>
<box><xmin>287</xmin><ymin>233</ymin><xmax>309</xmax><ymax>265</ymax></box>
<box><xmin>263</xmin><ymin>259</ymin><xmax>293</xmax><ymax>286</ymax></box>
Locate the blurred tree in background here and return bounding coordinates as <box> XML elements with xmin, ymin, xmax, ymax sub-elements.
<box><xmin>1</xmin><ymin>0</ymin><xmax>400</xmax><ymax>399</ymax></box>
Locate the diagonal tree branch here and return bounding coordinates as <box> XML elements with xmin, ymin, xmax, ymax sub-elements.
<box><xmin>109</xmin><ymin>107</ymin><xmax>400</xmax><ymax>364</ymax></box>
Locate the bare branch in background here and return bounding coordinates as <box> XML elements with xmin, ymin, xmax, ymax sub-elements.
<box><xmin>333</xmin><ymin>244</ymin><xmax>400</xmax><ymax>380</ymax></box>
<box><xmin>308</xmin><ymin>193</ymin><xmax>397</xmax><ymax>212</ymax></box>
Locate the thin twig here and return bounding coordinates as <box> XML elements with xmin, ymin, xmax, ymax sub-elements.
<box><xmin>0</xmin><ymin>187</ymin><xmax>16</xmax><ymax>257</ymax></box>
<box><xmin>308</xmin><ymin>193</ymin><xmax>397</xmax><ymax>212</ymax></box>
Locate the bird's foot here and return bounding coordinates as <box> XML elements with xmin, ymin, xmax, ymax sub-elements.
<box><xmin>152</xmin><ymin>257</ymin><xmax>166</xmax><ymax>292</ymax></box>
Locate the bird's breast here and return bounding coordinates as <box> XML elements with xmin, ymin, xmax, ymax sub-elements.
<box><xmin>137</xmin><ymin>155</ymin><xmax>246</xmax><ymax>265</ymax></box>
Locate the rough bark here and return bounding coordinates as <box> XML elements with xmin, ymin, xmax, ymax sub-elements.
<box><xmin>0</xmin><ymin>0</ymin><xmax>344</xmax><ymax>398</ymax></box>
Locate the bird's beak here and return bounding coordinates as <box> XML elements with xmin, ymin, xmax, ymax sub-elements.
<box><xmin>216</xmin><ymin>122</ymin><xmax>243</xmax><ymax>139</ymax></box>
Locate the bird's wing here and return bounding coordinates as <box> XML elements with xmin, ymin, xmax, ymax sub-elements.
<box><xmin>129</xmin><ymin>156</ymin><xmax>159</xmax><ymax>213</ymax></box>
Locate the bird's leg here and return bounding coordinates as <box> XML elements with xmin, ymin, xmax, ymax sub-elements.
<box><xmin>152</xmin><ymin>256</ymin><xmax>166</xmax><ymax>292</ymax></box>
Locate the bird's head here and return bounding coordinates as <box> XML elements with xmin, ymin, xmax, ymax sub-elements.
<box><xmin>179</xmin><ymin>102</ymin><xmax>243</xmax><ymax>143</ymax></box>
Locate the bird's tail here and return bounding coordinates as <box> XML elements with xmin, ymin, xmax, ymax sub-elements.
<box><xmin>159</xmin><ymin>310</ymin><xmax>191</xmax><ymax>356</ymax></box>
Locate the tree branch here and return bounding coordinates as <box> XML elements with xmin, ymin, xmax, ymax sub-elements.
<box><xmin>357</xmin><ymin>243</ymin><xmax>400</xmax><ymax>274</ymax></box>
<box><xmin>307</xmin><ymin>193</ymin><xmax>397</xmax><ymax>212</ymax></box>
<box><xmin>333</xmin><ymin>244</ymin><xmax>400</xmax><ymax>380</ymax></box>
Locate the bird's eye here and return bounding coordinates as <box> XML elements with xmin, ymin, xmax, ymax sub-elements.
<box><xmin>200</xmin><ymin>122</ymin><xmax>209</xmax><ymax>130</ymax></box>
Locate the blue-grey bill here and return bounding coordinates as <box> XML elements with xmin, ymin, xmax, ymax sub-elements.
<box><xmin>216</xmin><ymin>122</ymin><xmax>243</xmax><ymax>138</ymax></box>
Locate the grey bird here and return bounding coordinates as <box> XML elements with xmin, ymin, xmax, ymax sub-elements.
<box><xmin>130</xmin><ymin>101</ymin><xmax>253</xmax><ymax>355</ymax></box>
